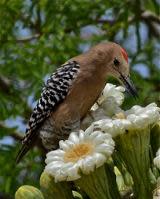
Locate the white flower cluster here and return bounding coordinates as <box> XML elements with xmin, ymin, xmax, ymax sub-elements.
<box><xmin>153</xmin><ymin>186</ymin><xmax>160</xmax><ymax>199</ymax></box>
<box><xmin>45</xmin><ymin>125</ymin><xmax>115</xmax><ymax>182</ymax></box>
<box><xmin>44</xmin><ymin>82</ymin><xmax>160</xmax><ymax>185</ymax></box>
<box><xmin>91</xmin><ymin>83</ymin><xmax>125</xmax><ymax>117</ymax></box>
<box><xmin>154</xmin><ymin>148</ymin><xmax>160</xmax><ymax>169</ymax></box>
<box><xmin>94</xmin><ymin>103</ymin><xmax>160</xmax><ymax>137</ymax></box>
<box><xmin>82</xmin><ymin>83</ymin><xmax>126</xmax><ymax>128</ymax></box>
<box><xmin>98</xmin><ymin>83</ymin><xmax>125</xmax><ymax>106</ymax></box>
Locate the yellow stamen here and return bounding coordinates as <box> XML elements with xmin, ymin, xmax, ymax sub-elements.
<box><xmin>114</xmin><ymin>112</ymin><xmax>126</xmax><ymax>119</ymax></box>
<box><xmin>64</xmin><ymin>143</ymin><xmax>94</xmax><ymax>162</ymax></box>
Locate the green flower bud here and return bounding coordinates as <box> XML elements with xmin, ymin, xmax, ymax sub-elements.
<box><xmin>15</xmin><ymin>185</ymin><xmax>44</xmax><ymax>199</ymax></box>
<box><xmin>40</xmin><ymin>172</ymin><xmax>74</xmax><ymax>199</ymax></box>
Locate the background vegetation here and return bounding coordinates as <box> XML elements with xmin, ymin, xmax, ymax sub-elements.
<box><xmin>0</xmin><ymin>0</ymin><xmax>159</xmax><ymax>198</ymax></box>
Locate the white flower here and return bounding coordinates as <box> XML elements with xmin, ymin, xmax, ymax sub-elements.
<box><xmin>91</xmin><ymin>83</ymin><xmax>125</xmax><ymax>117</ymax></box>
<box><xmin>154</xmin><ymin>148</ymin><xmax>160</xmax><ymax>169</ymax></box>
<box><xmin>81</xmin><ymin>84</ymin><xmax>125</xmax><ymax>129</ymax></box>
<box><xmin>44</xmin><ymin>125</ymin><xmax>115</xmax><ymax>182</ymax></box>
<box><xmin>94</xmin><ymin>103</ymin><xmax>160</xmax><ymax>137</ymax></box>
<box><xmin>97</xmin><ymin>83</ymin><xmax>125</xmax><ymax>106</ymax></box>
<box><xmin>153</xmin><ymin>186</ymin><xmax>160</xmax><ymax>199</ymax></box>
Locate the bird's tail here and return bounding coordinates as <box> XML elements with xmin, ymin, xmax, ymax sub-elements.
<box><xmin>16</xmin><ymin>144</ymin><xmax>30</xmax><ymax>164</ymax></box>
<box><xmin>15</xmin><ymin>130</ymin><xmax>38</xmax><ymax>164</ymax></box>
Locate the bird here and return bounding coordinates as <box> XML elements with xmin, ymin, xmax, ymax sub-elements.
<box><xmin>16</xmin><ymin>42</ymin><xmax>138</xmax><ymax>163</ymax></box>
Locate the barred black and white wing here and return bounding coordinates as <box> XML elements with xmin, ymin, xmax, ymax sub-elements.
<box><xmin>16</xmin><ymin>61</ymin><xmax>80</xmax><ymax>163</ymax></box>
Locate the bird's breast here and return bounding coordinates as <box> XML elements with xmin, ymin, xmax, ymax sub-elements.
<box><xmin>52</xmin><ymin>72</ymin><xmax>106</xmax><ymax>124</ymax></box>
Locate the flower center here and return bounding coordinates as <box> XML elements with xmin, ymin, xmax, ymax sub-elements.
<box><xmin>114</xmin><ymin>112</ymin><xmax>126</xmax><ymax>119</ymax></box>
<box><xmin>64</xmin><ymin>143</ymin><xmax>94</xmax><ymax>162</ymax></box>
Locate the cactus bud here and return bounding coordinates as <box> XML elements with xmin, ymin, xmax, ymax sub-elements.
<box><xmin>15</xmin><ymin>185</ymin><xmax>44</xmax><ymax>199</ymax></box>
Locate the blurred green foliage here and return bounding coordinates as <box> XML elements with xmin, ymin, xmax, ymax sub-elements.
<box><xmin>0</xmin><ymin>0</ymin><xmax>159</xmax><ymax>198</ymax></box>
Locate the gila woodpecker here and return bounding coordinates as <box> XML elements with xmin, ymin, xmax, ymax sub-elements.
<box><xmin>16</xmin><ymin>42</ymin><xmax>137</xmax><ymax>163</ymax></box>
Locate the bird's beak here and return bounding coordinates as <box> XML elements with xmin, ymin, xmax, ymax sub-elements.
<box><xmin>119</xmin><ymin>74</ymin><xmax>138</xmax><ymax>98</ymax></box>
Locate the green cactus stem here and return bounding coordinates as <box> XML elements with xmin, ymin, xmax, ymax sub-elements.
<box><xmin>115</xmin><ymin>128</ymin><xmax>152</xmax><ymax>199</ymax></box>
<box><xmin>151</xmin><ymin>122</ymin><xmax>160</xmax><ymax>156</ymax></box>
<box><xmin>75</xmin><ymin>165</ymin><xmax>113</xmax><ymax>199</ymax></box>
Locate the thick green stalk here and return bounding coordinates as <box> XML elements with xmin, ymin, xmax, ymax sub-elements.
<box><xmin>115</xmin><ymin>128</ymin><xmax>152</xmax><ymax>199</ymax></box>
<box><xmin>104</xmin><ymin>163</ymin><xmax>121</xmax><ymax>199</ymax></box>
<box><xmin>75</xmin><ymin>165</ymin><xmax>112</xmax><ymax>199</ymax></box>
<box><xmin>151</xmin><ymin>122</ymin><xmax>160</xmax><ymax>156</ymax></box>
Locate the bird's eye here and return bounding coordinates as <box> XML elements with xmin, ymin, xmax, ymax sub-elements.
<box><xmin>113</xmin><ymin>58</ymin><xmax>120</xmax><ymax>67</ymax></box>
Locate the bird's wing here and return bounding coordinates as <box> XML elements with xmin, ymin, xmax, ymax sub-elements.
<box><xmin>16</xmin><ymin>60</ymin><xmax>80</xmax><ymax>163</ymax></box>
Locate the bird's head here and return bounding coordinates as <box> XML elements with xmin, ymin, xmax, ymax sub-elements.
<box><xmin>92</xmin><ymin>42</ymin><xmax>138</xmax><ymax>98</ymax></box>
